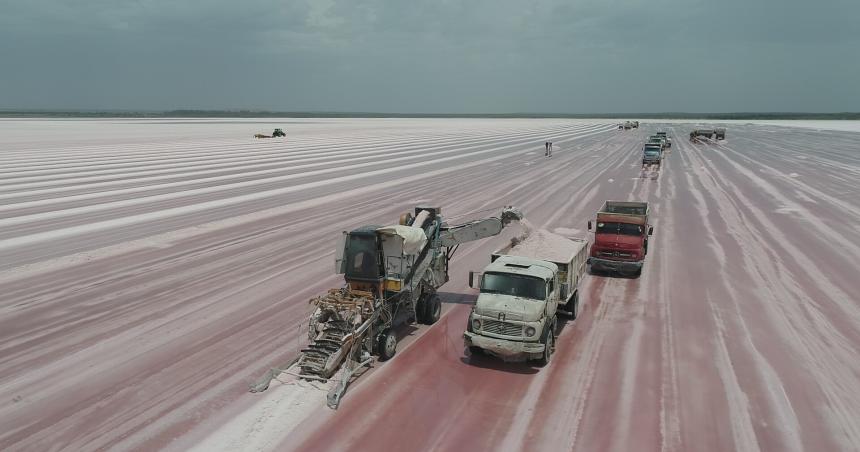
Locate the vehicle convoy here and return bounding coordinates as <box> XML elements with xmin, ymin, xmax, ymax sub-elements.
<box><xmin>642</xmin><ymin>143</ymin><xmax>663</xmax><ymax>168</ymax></box>
<box><xmin>689</xmin><ymin>127</ymin><xmax>726</xmax><ymax>141</ymax></box>
<box><xmin>587</xmin><ymin>201</ymin><xmax>653</xmax><ymax>277</ymax></box>
<box><xmin>464</xmin><ymin>230</ymin><xmax>588</xmax><ymax>364</ymax></box>
<box><xmin>251</xmin><ymin>206</ymin><xmax>523</xmax><ymax>407</ymax></box>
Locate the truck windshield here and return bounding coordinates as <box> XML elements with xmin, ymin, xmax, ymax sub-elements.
<box><xmin>596</xmin><ymin>222</ymin><xmax>644</xmax><ymax>236</ymax></box>
<box><xmin>481</xmin><ymin>273</ymin><xmax>546</xmax><ymax>300</ymax></box>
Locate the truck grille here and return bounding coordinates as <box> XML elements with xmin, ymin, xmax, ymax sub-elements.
<box><xmin>482</xmin><ymin>320</ymin><xmax>522</xmax><ymax>336</ymax></box>
<box><xmin>484</xmin><ymin>311</ymin><xmax>523</xmax><ymax>321</ymax></box>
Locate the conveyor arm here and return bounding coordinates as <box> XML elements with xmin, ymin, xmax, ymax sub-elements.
<box><xmin>438</xmin><ymin>207</ymin><xmax>522</xmax><ymax>247</ymax></box>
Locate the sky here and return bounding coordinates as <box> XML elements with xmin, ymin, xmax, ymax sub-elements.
<box><xmin>0</xmin><ymin>0</ymin><xmax>858</xmax><ymax>113</ymax></box>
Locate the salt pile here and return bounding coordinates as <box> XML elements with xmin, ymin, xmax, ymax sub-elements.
<box><xmin>504</xmin><ymin>220</ymin><xmax>584</xmax><ymax>263</ymax></box>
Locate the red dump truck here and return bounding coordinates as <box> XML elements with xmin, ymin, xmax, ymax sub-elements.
<box><xmin>587</xmin><ymin>201</ymin><xmax>653</xmax><ymax>277</ymax></box>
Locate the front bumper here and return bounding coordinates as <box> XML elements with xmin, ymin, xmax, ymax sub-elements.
<box><xmin>464</xmin><ymin>331</ymin><xmax>544</xmax><ymax>361</ymax></box>
<box><xmin>589</xmin><ymin>257</ymin><xmax>643</xmax><ymax>273</ymax></box>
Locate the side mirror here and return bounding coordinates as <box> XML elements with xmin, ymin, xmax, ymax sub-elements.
<box><xmin>468</xmin><ymin>271</ymin><xmax>481</xmax><ymax>289</ymax></box>
<box><xmin>648</xmin><ymin>226</ymin><xmax>654</xmax><ymax>236</ymax></box>
<box><xmin>587</xmin><ymin>221</ymin><xmax>593</xmax><ymax>231</ymax></box>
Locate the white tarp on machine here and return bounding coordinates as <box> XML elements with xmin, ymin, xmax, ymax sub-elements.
<box><xmin>376</xmin><ymin>225</ymin><xmax>427</xmax><ymax>255</ymax></box>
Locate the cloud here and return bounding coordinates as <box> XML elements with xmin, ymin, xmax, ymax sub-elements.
<box><xmin>0</xmin><ymin>0</ymin><xmax>858</xmax><ymax>112</ymax></box>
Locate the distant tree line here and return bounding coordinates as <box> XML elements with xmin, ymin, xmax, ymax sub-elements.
<box><xmin>1</xmin><ymin>110</ymin><xmax>859</xmax><ymax>120</ymax></box>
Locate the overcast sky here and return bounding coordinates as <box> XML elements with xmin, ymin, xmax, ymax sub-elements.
<box><xmin>1</xmin><ymin>0</ymin><xmax>858</xmax><ymax>113</ymax></box>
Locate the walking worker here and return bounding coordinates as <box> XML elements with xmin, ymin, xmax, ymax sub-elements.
<box><xmin>545</xmin><ymin>141</ymin><xmax>549</xmax><ymax>156</ymax></box>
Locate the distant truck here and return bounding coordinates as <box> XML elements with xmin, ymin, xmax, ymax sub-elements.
<box><xmin>647</xmin><ymin>135</ymin><xmax>666</xmax><ymax>149</ymax></box>
<box><xmin>642</xmin><ymin>144</ymin><xmax>663</xmax><ymax>168</ymax></box>
<box><xmin>464</xmin><ymin>231</ymin><xmax>588</xmax><ymax>364</ymax></box>
<box><xmin>689</xmin><ymin>128</ymin><xmax>726</xmax><ymax>141</ymax></box>
<box><xmin>587</xmin><ymin>201</ymin><xmax>653</xmax><ymax>277</ymax></box>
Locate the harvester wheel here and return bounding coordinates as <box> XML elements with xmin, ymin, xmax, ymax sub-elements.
<box><xmin>425</xmin><ymin>294</ymin><xmax>442</xmax><ymax>325</ymax></box>
<box><xmin>415</xmin><ymin>292</ymin><xmax>428</xmax><ymax>323</ymax></box>
<box><xmin>377</xmin><ymin>329</ymin><xmax>397</xmax><ymax>361</ymax></box>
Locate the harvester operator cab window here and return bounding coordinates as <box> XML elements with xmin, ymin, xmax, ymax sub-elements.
<box><xmin>345</xmin><ymin>235</ymin><xmax>381</xmax><ymax>280</ymax></box>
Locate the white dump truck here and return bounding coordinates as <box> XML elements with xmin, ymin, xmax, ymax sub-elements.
<box><xmin>463</xmin><ymin>230</ymin><xmax>588</xmax><ymax>364</ymax></box>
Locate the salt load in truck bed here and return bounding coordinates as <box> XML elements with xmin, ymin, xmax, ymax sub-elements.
<box><xmin>493</xmin><ymin>229</ymin><xmax>587</xmax><ymax>267</ymax></box>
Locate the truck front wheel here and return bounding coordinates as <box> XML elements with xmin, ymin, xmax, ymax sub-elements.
<box><xmin>536</xmin><ymin>331</ymin><xmax>553</xmax><ymax>366</ymax></box>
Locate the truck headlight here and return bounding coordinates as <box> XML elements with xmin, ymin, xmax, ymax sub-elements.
<box><xmin>472</xmin><ymin>319</ymin><xmax>481</xmax><ymax>331</ymax></box>
<box><xmin>525</xmin><ymin>326</ymin><xmax>536</xmax><ymax>337</ymax></box>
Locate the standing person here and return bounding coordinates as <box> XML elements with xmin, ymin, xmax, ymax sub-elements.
<box><xmin>549</xmin><ymin>141</ymin><xmax>553</xmax><ymax>157</ymax></box>
<box><xmin>545</xmin><ymin>141</ymin><xmax>549</xmax><ymax>157</ymax></box>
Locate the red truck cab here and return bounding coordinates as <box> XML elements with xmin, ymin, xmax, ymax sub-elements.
<box><xmin>587</xmin><ymin>201</ymin><xmax>653</xmax><ymax>277</ymax></box>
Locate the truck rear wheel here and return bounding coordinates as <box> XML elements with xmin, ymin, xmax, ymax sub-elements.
<box><xmin>377</xmin><ymin>329</ymin><xmax>397</xmax><ymax>361</ymax></box>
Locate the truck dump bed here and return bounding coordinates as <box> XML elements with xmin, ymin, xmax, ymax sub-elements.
<box><xmin>492</xmin><ymin>229</ymin><xmax>589</xmax><ymax>304</ymax></box>
<box><xmin>596</xmin><ymin>201</ymin><xmax>649</xmax><ymax>225</ymax></box>
<box><xmin>493</xmin><ymin>230</ymin><xmax>587</xmax><ymax>265</ymax></box>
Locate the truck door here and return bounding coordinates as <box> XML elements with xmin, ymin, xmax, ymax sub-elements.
<box><xmin>547</xmin><ymin>276</ymin><xmax>559</xmax><ymax>316</ymax></box>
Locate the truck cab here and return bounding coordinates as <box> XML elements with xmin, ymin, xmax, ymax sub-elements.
<box><xmin>464</xmin><ymin>255</ymin><xmax>559</xmax><ymax>365</ymax></box>
<box><xmin>642</xmin><ymin>144</ymin><xmax>662</xmax><ymax>166</ymax></box>
<box><xmin>588</xmin><ymin>201</ymin><xmax>653</xmax><ymax>277</ymax></box>
<box><xmin>647</xmin><ymin>136</ymin><xmax>665</xmax><ymax>149</ymax></box>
